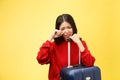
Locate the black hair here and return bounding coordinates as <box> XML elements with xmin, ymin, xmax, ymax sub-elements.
<box><xmin>54</xmin><ymin>14</ymin><xmax>77</xmax><ymax>44</ymax></box>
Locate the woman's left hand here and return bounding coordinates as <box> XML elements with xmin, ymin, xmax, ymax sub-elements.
<box><xmin>70</xmin><ymin>34</ymin><xmax>80</xmax><ymax>44</ymax></box>
<box><xmin>70</xmin><ymin>34</ymin><xmax>85</xmax><ymax>52</ymax></box>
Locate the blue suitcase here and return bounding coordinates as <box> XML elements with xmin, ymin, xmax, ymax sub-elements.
<box><xmin>60</xmin><ymin>65</ymin><xmax>101</xmax><ymax>80</ymax></box>
<box><xmin>60</xmin><ymin>39</ymin><xmax>101</xmax><ymax>80</ymax></box>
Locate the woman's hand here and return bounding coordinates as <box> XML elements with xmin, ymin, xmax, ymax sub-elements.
<box><xmin>70</xmin><ymin>34</ymin><xmax>80</xmax><ymax>44</ymax></box>
<box><xmin>70</xmin><ymin>34</ymin><xmax>85</xmax><ymax>52</ymax></box>
<box><xmin>48</xmin><ymin>29</ymin><xmax>63</xmax><ymax>42</ymax></box>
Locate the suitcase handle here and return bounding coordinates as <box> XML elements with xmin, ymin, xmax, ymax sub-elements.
<box><xmin>73</xmin><ymin>64</ymin><xmax>85</xmax><ymax>68</ymax></box>
<box><xmin>67</xmin><ymin>38</ymin><xmax>81</xmax><ymax>67</ymax></box>
<box><xmin>67</xmin><ymin>38</ymin><xmax>71</xmax><ymax>67</ymax></box>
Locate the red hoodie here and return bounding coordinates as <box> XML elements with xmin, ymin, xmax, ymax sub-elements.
<box><xmin>36</xmin><ymin>40</ymin><xmax>95</xmax><ymax>80</ymax></box>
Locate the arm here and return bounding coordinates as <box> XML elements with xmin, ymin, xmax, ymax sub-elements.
<box><xmin>36</xmin><ymin>40</ymin><xmax>52</xmax><ymax>64</ymax></box>
<box><xmin>36</xmin><ymin>29</ymin><xmax>62</xmax><ymax>64</ymax></box>
<box><xmin>81</xmin><ymin>40</ymin><xmax>95</xmax><ymax>67</ymax></box>
<box><xmin>70</xmin><ymin>34</ymin><xmax>95</xmax><ymax>66</ymax></box>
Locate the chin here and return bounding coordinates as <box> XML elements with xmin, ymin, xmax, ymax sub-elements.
<box><xmin>63</xmin><ymin>36</ymin><xmax>70</xmax><ymax>40</ymax></box>
<box><xmin>64</xmin><ymin>37</ymin><xmax>69</xmax><ymax>40</ymax></box>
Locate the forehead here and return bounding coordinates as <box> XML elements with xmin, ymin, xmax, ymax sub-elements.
<box><xmin>59</xmin><ymin>21</ymin><xmax>71</xmax><ymax>29</ymax></box>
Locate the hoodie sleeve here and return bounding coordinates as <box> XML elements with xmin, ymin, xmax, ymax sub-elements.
<box><xmin>36</xmin><ymin>40</ymin><xmax>52</xmax><ymax>65</ymax></box>
<box><xmin>81</xmin><ymin>40</ymin><xmax>95</xmax><ymax>67</ymax></box>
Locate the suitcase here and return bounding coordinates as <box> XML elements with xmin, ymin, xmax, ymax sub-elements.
<box><xmin>60</xmin><ymin>38</ymin><xmax>101</xmax><ymax>80</ymax></box>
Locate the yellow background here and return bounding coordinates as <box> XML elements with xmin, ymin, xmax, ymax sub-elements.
<box><xmin>0</xmin><ymin>0</ymin><xmax>120</xmax><ymax>80</ymax></box>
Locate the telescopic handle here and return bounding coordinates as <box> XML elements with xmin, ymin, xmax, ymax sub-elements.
<box><xmin>67</xmin><ymin>38</ymin><xmax>81</xmax><ymax>68</ymax></box>
<box><xmin>67</xmin><ymin>38</ymin><xmax>71</xmax><ymax>67</ymax></box>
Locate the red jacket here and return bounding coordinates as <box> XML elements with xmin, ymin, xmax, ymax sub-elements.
<box><xmin>36</xmin><ymin>40</ymin><xmax>95</xmax><ymax>80</ymax></box>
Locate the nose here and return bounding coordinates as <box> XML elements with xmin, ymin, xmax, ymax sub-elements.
<box><xmin>64</xmin><ymin>29</ymin><xmax>69</xmax><ymax>33</ymax></box>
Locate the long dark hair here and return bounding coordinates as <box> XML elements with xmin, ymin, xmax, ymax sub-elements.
<box><xmin>54</xmin><ymin>14</ymin><xmax>77</xmax><ymax>44</ymax></box>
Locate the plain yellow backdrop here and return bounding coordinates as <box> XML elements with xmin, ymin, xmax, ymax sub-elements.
<box><xmin>0</xmin><ymin>0</ymin><xmax>120</xmax><ymax>80</ymax></box>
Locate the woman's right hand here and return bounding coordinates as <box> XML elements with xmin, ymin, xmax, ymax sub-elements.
<box><xmin>48</xmin><ymin>29</ymin><xmax>63</xmax><ymax>42</ymax></box>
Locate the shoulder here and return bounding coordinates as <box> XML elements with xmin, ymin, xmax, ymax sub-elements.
<box><xmin>42</xmin><ymin>40</ymin><xmax>56</xmax><ymax>48</ymax></box>
<box><xmin>81</xmin><ymin>39</ymin><xmax>86</xmax><ymax>44</ymax></box>
<box><xmin>80</xmin><ymin>39</ymin><xmax>88</xmax><ymax>49</ymax></box>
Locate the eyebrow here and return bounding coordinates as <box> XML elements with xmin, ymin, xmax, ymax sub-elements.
<box><xmin>59</xmin><ymin>24</ymin><xmax>65</xmax><ymax>30</ymax></box>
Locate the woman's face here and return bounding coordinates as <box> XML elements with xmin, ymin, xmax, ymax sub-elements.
<box><xmin>59</xmin><ymin>21</ymin><xmax>73</xmax><ymax>40</ymax></box>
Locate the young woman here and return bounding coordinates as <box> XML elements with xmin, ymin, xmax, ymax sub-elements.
<box><xmin>36</xmin><ymin>14</ymin><xmax>95</xmax><ymax>80</ymax></box>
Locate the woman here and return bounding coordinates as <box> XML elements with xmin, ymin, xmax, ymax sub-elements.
<box><xmin>36</xmin><ymin>14</ymin><xmax>95</xmax><ymax>80</ymax></box>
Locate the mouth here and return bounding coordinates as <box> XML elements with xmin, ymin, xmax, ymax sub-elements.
<box><xmin>64</xmin><ymin>34</ymin><xmax>71</xmax><ymax>39</ymax></box>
